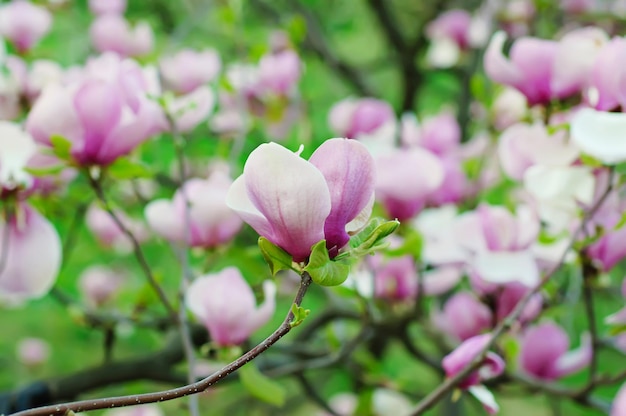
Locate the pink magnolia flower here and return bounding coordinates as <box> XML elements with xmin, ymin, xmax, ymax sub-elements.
<box><xmin>90</xmin><ymin>15</ymin><xmax>154</xmax><ymax>58</ymax></box>
<box><xmin>585</xmin><ymin>208</ymin><xmax>626</xmax><ymax>272</ymax></box>
<box><xmin>0</xmin><ymin>121</ymin><xmax>37</xmax><ymax>193</ymax></box>
<box><xmin>0</xmin><ymin>204</ymin><xmax>61</xmax><ymax>303</ymax></box>
<box><xmin>494</xmin><ymin>282</ymin><xmax>542</xmax><ymax>324</ymax></box>
<box><xmin>227</xmin><ymin>139</ymin><xmax>375</xmax><ymax>261</ymax></box>
<box><xmin>570</xmin><ymin>108</ymin><xmax>626</xmax><ymax>165</ymax></box>
<box><xmin>498</xmin><ymin>122</ymin><xmax>579</xmax><ymax>181</ymax></box>
<box><xmin>186</xmin><ymin>267</ymin><xmax>276</xmax><ymax>346</ymax></box>
<box><xmin>434</xmin><ymin>292</ymin><xmax>493</xmax><ymax>342</ymax></box>
<box><xmin>375</xmin><ymin>147</ymin><xmax>445</xmax><ymax>221</ymax></box>
<box><xmin>328</xmin><ymin>98</ymin><xmax>396</xmax><ymax>141</ymax></box>
<box><xmin>257</xmin><ymin>50</ymin><xmax>301</xmax><ymax>96</ymax></box>
<box><xmin>86</xmin><ymin>204</ymin><xmax>148</xmax><ymax>253</ymax></box>
<box><xmin>587</xmin><ymin>37</ymin><xmax>626</xmax><ymax>111</ymax></box>
<box><xmin>166</xmin><ymin>86</ymin><xmax>215</xmax><ymax>133</ymax></box>
<box><xmin>145</xmin><ymin>171</ymin><xmax>243</xmax><ymax>248</ymax></box>
<box><xmin>519</xmin><ymin>322</ymin><xmax>592</xmax><ymax>381</ymax></box>
<box><xmin>455</xmin><ymin>204</ymin><xmax>540</xmax><ymax>286</ymax></box>
<box><xmin>26</xmin><ymin>57</ymin><xmax>164</xmax><ymax>166</ymax></box>
<box><xmin>0</xmin><ymin>0</ymin><xmax>52</xmax><ymax>53</ymax></box>
<box><xmin>89</xmin><ymin>0</ymin><xmax>127</xmax><ymax>15</ymax></box>
<box><xmin>371</xmin><ymin>254</ymin><xmax>418</xmax><ymax>302</ymax></box>
<box><xmin>402</xmin><ymin>111</ymin><xmax>461</xmax><ymax>156</ymax></box>
<box><xmin>442</xmin><ymin>334</ymin><xmax>504</xmax><ymax>414</ymax></box>
<box><xmin>159</xmin><ymin>49</ymin><xmax>221</xmax><ymax>94</ymax></box>
<box><xmin>552</xmin><ymin>27</ymin><xmax>608</xmax><ymax>99</ymax></box>
<box><xmin>16</xmin><ymin>337</ymin><xmax>50</xmax><ymax>367</ymax></box>
<box><xmin>426</xmin><ymin>10</ymin><xmax>472</xmax><ymax>49</ymax></box>
<box><xmin>484</xmin><ymin>31</ymin><xmax>559</xmax><ymax>106</ymax></box>
<box><xmin>78</xmin><ymin>265</ymin><xmax>123</xmax><ymax>307</ymax></box>
<box><xmin>492</xmin><ymin>88</ymin><xmax>527</xmax><ymax>130</ymax></box>
<box><xmin>560</xmin><ymin>0</ymin><xmax>596</xmax><ymax>13</ymax></box>
<box><xmin>23</xmin><ymin>59</ymin><xmax>64</xmax><ymax>101</ymax></box>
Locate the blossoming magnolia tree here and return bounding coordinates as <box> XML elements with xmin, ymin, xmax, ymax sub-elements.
<box><xmin>2</xmin><ymin>0</ymin><xmax>626</xmax><ymax>415</ymax></box>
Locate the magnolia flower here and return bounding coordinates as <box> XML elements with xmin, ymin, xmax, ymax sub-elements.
<box><xmin>0</xmin><ymin>1</ymin><xmax>52</xmax><ymax>53</ymax></box>
<box><xmin>166</xmin><ymin>86</ymin><xmax>215</xmax><ymax>133</ymax></box>
<box><xmin>226</xmin><ymin>139</ymin><xmax>375</xmax><ymax>261</ymax></box>
<box><xmin>434</xmin><ymin>292</ymin><xmax>493</xmax><ymax>342</ymax></box>
<box><xmin>371</xmin><ymin>254</ymin><xmax>418</xmax><ymax>302</ymax></box>
<box><xmin>78</xmin><ymin>265</ymin><xmax>123</xmax><ymax>307</ymax></box>
<box><xmin>570</xmin><ymin>108</ymin><xmax>626</xmax><ymax>165</ymax></box>
<box><xmin>90</xmin><ymin>15</ymin><xmax>154</xmax><ymax>58</ymax></box>
<box><xmin>484</xmin><ymin>31</ymin><xmax>558</xmax><ymax>105</ymax></box>
<box><xmin>492</xmin><ymin>88</ymin><xmax>528</xmax><ymax>130</ymax></box>
<box><xmin>26</xmin><ymin>57</ymin><xmax>164</xmax><ymax>166</ymax></box>
<box><xmin>498</xmin><ymin>122</ymin><xmax>579</xmax><ymax>181</ymax></box>
<box><xmin>86</xmin><ymin>204</ymin><xmax>148</xmax><ymax>253</ymax></box>
<box><xmin>16</xmin><ymin>337</ymin><xmax>50</xmax><ymax>367</ymax></box>
<box><xmin>186</xmin><ymin>267</ymin><xmax>276</xmax><ymax>346</ymax></box>
<box><xmin>375</xmin><ymin>147</ymin><xmax>445</xmax><ymax>220</ymax></box>
<box><xmin>519</xmin><ymin>322</ymin><xmax>592</xmax><ymax>380</ymax></box>
<box><xmin>0</xmin><ymin>204</ymin><xmax>61</xmax><ymax>303</ymax></box>
<box><xmin>587</xmin><ymin>37</ymin><xmax>626</xmax><ymax>111</ymax></box>
<box><xmin>89</xmin><ymin>0</ymin><xmax>127</xmax><ymax>15</ymax></box>
<box><xmin>145</xmin><ymin>171</ymin><xmax>242</xmax><ymax>248</ymax></box>
<box><xmin>0</xmin><ymin>121</ymin><xmax>37</xmax><ymax>191</ymax></box>
<box><xmin>159</xmin><ymin>49</ymin><xmax>221</xmax><ymax>94</ymax></box>
<box><xmin>257</xmin><ymin>50</ymin><xmax>301</xmax><ymax>96</ymax></box>
<box><xmin>455</xmin><ymin>204</ymin><xmax>540</xmax><ymax>286</ymax></box>
<box><xmin>551</xmin><ymin>27</ymin><xmax>608</xmax><ymax>98</ymax></box>
<box><xmin>328</xmin><ymin>98</ymin><xmax>396</xmax><ymax>142</ymax></box>
<box><xmin>442</xmin><ymin>334</ymin><xmax>504</xmax><ymax>414</ymax></box>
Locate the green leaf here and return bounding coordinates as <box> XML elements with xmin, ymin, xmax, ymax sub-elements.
<box><xmin>290</xmin><ymin>303</ymin><xmax>310</xmax><ymax>328</ymax></box>
<box><xmin>258</xmin><ymin>237</ymin><xmax>294</xmax><ymax>276</ymax></box>
<box><xmin>609</xmin><ymin>324</ymin><xmax>626</xmax><ymax>336</ymax></box>
<box><xmin>304</xmin><ymin>240</ymin><xmax>350</xmax><ymax>286</ymax></box>
<box><xmin>50</xmin><ymin>135</ymin><xmax>72</xmax><ymax>161</ymax></box>
<box><xmin>239</xmin><ymin>363</ymin><xmax>286</xmax><ymax>407</ymax></box>
<box><xmin>286</xmin><ymin>15</ymin><xmax>307</xmax><ymax>44</ymax></box>
<box><xmin>580</xmin><ymin>153</ymin><xmax>604</xmax><ymax>168</ymax></box>
<box><xmin>107</xmin><ymin>158</ymin><xmax>152</xmax><ymax>180</ymax></box>
<box><xmin>23</xmin><ymin>164</ymin><xmax>65</xmax><ymax>176</ymax></box>
<box><xmin>350</xmin><ymin>219</ymin><xmax>400</xmax><ymax>252</ymax></box>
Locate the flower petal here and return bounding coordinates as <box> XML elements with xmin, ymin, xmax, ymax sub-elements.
<box><xmin>571</xmin><ymin>108</ymin><xmax>626</xmax><ymax>165</ymax></box>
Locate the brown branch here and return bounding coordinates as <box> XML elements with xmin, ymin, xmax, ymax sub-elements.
<box><xmin>87</xmin><ymin>173</ymin><xmax>178</xmax><ymax>321</ymax></box>
<box><xmin>12</xmin><ymin>273</ymin><xmax>313</xmax><ymax>416</ymax></box>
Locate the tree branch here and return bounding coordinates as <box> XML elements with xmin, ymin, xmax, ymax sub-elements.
<box><xmin>12</xmin><ymin>273</ymin><xmax>313</xmax><ymax>415</ymax></box>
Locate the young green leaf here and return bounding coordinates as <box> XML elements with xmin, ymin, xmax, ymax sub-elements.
<box><xmin>50</xmin><ymin>135</ymin><xmax>73</xmax><ymax>161</ymax></box>
<box><xmin>239</xmin><ymin>363</ymin><xmax>286</xmax><ymax>407</ymax></box>
<box><xmin>304</xmin><ymin>240</ymin><xmax>350</xmax><ymax>286</ymax></box>
<box><xmin>107</xmin><ymin>158</ymin><xmax>153</xmax><ymax>180</ymax></box>
<box><xmin>290</xmin><ymin>303</ymin><xmax>310</xmax><ymax>328</ymax></box>
<box><xmin>258</xmin><ymin>237</ymin><xmax>294</xmax><ymax>276</ymax></box>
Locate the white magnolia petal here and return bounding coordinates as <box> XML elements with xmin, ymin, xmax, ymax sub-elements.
<box><xmin>571</xmin><ymin>108</ymin><xmax>626</xmax><ymax>164</ymax></box>
<box><xmin>474</xmin><ymin>250</ymin><xmax>539</xmax><ymax>286</ymax></box>
<box><xmin>144</xmin><ymin>199</ymin><xmax>184</xmax><ymax>243</ymax></box>
<box><xmin>468</xmin><ymin>385</ymin><xmax>499</xmax><ymax>415</ymax></box>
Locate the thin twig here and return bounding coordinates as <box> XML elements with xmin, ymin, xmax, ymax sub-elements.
<box><xmin>87</xmin><ymin>173</ymin><xmax>177</xmax><ymax>321</ymax></box>
<box><xmin>13</xmin><ymin>273</ymin><xmax>313</xmax><ymax>416</ymax></box>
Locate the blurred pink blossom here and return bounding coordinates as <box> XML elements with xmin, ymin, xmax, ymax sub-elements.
<box><xmin>519</xmin><ymin>322</ymin><xmax>592</xmax><ymax>380</ymax></box>
<box><xmin>16</xmin><ymin>337</ymin><xmax>50</xmax><ymax>367</ymax></box>
<box><xmin>0</xmin><ymin>0</ymin><xmax>52</xmax><ymax>53</ymax></box>
<box><xmin>0</xmin><ymin>204</ymin><xmax>61</xmax><ymax>303</ymax></box>
<box><xmin>159</xmin><ymin>49</ymin><xmax>221</xmax><ymax>94</ymax></box>
<box><xmin>78</xmin><ymin>265</ymin><xmax>124</xmax><ymax>307</ymax></box>
<box><xmin>329</xmin><ymin>97</ymin><xmax>396</xmax><ymax>141</ymax></box>
<box><xmin>89</xmin><ymin>0</ymin><xmax>127</xmax><ymax>15</ymax></box>
<box><xmin>145</xmin><ymin>171</ymin><xmax>242</xmax><ymax>248</ymax></box>
<box><xmin>186</xmin><ymin>267</ymin><xmax>276</xmax><ymax>346</ymax></box>
<box><xmin>86</xmin><ymin>204</ymin><xmax>148</xmax><ymax>253</ymax></box>
<box><xmin>90</xmin><ymin>15</ymin><xmax>154</xmax><ymax>58</ymax></box>
<box><xmin>434</xmin><ymin>292</ymin><xmax>493</xmax><ymax>342</ymax></box>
